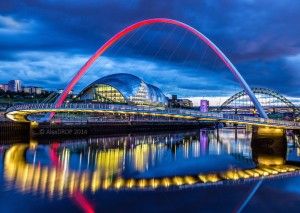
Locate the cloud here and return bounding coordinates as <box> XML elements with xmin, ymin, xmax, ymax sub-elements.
<box><xmin>0</xmin><ymin>14</ymin><xmax>37</xmax><ymax>34</ymax></box>
<box><xmin>0</xmin><ymin>15</ymin><xmax>21</xmax><ymax>29</ymax></box>
<box><xmin>0</xmin><ymin>0</ymin><xmax>299</xmax><ymax>101</ymax></box>
<box><xmin>0</xmin><ymin>51</ymin><xmax>87</xmax><ymax>89</ymax></box>
<box><xmin>0</xmin><ymin>50</ymin><xmax>238</xmax><ymax>98</ymax></box>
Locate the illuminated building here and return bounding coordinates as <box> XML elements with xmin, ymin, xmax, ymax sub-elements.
<box><xmin>23</xmin><ymin>86</ymin><xmax>43</xmax><ymax>95</ymax></box>
<box><xmin>77</xmin><ymin>73</ymin><xmax>167</xmax><ymax>107</ymax></box>
<box><xmin>58</xmin><ymin>89</ymin><xmax>73</xmax><ymax>94</ymax></box>
<box><xmin>200</xmin><ymin>100</ymin><xmax>209</xmax><ymax>112</ymax></box>
<box><xmin>8</xmin><ymin>80</ymin><xmax>22</xmax><ymax>92</ymax></box>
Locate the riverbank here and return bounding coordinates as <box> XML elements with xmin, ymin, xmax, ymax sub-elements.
<box><xmin>0</xmin><ymin>114</ymin><xmax>217</xmax><ymax>140</ymax></box>
<box><xmin>0</xmin><ymin>121</ymin><xmax>30</xmax><ymax>142</ymax></box>
<box><xmin>31</xmin><ymin>121</ymin><xmax>216</xmax><ymax>138</ymax></box>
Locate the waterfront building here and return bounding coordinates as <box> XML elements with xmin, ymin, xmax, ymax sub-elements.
<box><xmin>200</xmin><ymin>100</ymin><xmax>209</xmax><ymax>112</ymax></box>
<box><xmin>8</xmin><ymin>80</ymin><xmax>22</xmax><ymax>92</ymax></box>
<box><xmin>33</xmin><ymin>87</ymin><xmax>42</xmax><ymax>95</ymax></box>
<box><xmin>77</xmin><ymin>73</ymin><xmax>167</xmax><ymax>107</ymax></box>
<box><xmin>23</xmin><ymin>86</ymin><xmax>43</xmax><ymax>95</ymax></box>
<box><xmin>168</xmin><ymin>94</ymin><xmax>193</xmax><ymax>108</ymax></box>
<box><xmin>58</xmin><ymin>89</ymin><xmax>73</xmax><ymax>94</ymax></box>
<box><xmin>0</xmin><ymin>84</ymin><xmax>8</xmax><ymax>92</ymax></box>
<box><xmin>22</xmin><ymin>87</ymin><xmax>31</xmax><ymax>93</ymax></box>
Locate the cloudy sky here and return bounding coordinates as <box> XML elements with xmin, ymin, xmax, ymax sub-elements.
<box><xmin>0</xmin><ymin>0</ymin><xmax>299</xmax><ymax>105</ymax></box>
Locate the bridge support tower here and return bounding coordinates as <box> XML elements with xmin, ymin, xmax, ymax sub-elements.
<box><xmin>251</xmin><ymin>126</ymin><xmax>287</xmax><ymax>166</ymax></box>
<box><xmin>30</xmin><ymin>121</ymin><xmax>39</xmax><ymax>138</ymax></box>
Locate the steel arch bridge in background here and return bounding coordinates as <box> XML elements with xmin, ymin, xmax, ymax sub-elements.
<box><xmin>219</xmin><ymin>88</ymin><xmax>300</xmax><ymax>118</ymax></box>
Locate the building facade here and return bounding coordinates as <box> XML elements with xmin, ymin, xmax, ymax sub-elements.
<box><xmin>0</xmin><ymin>84</ymin><xmax>8</xmax><ymax>92</ymax></box>
<box><xmin>168</xmin><ymin>95</ymin><xmax>193</xmax><ymax>108</ymax></box>
<box><xmin>77</xmin><ymin>73</ymin><xmax>167</xmax><ymax>107</ymax></box>
<box><xmin>200</xmin><ymin>100</ymin><xmax>209</xmax><ymax>112</ymax></box>
<box><xmin>23</xmin><ymin>86</ymin><xmax>43</xmax><ymax>95</ymax></box>
<box><xmin>8</xmin><ymin>80</ymin><xmax>22</xmax><ymax>92</ymax></box>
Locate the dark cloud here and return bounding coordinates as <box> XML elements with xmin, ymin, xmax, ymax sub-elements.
<box><xmin>0</xmin><ymin>0</ymin><xmax>299</xmax><ymax>99</ymax></box>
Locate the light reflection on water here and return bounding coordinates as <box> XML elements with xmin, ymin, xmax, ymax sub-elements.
<box><xmin>0</xmin><ymin>128</ymin><xmax>300</xmax><ymax>200</ymax></box>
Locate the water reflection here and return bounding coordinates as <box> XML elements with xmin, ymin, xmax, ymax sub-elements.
<box><xmin>1</xmin><ymin>128</ymin><xmax>300</xmax><ymax>199</ymax></box>
<box><xmin>251</xmin><ymin>127</ymin><xmax>287</xmax><ymax>166</ymax></box>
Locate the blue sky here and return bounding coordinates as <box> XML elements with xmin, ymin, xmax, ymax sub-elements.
<box><xmin>0</xmin><ymin>0</ymin><xmax>299</xmax><ymax>105</ymax></box>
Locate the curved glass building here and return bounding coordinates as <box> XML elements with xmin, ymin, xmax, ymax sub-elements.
<box><xmin>77</xmin><ymin>73</ymin><xmax>167</xmax><ymax>107</ymax></box>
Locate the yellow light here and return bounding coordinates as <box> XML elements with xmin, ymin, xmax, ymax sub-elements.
<box><xmin>244</xmin><ymin>170</ymin><xmax>259</xmax><ymax>177</ymax></box>
<box><xmin>260</xmin><ymin>167</ymin><xmax>278</xmax><ymax>175</ymax></box>
<box><xmin>126</xmin><ymin>179</ymin><xmax>136</xmax><ymax>189</ymax></box>
<box><xmin>102</xmin><ymin>178</ymin><xmax>112</xmax><ymax>189</ymax></box>
<box><xmin>69</xmin><ymin>173</ymin><xmax>76</xmax><ymax>195</ymax></box>
<box><xmin>184</xmin><ymin>176</ymin><xmax>197</xmax><ymax>185</ymax></box>
<box><xmin>5</xmin><ymin>143</ymin><xmax>300</xmax><ymax>195</ymax></box>
<box><xmin>173</xmin><ymin>176</ymin><xmax>184</xmax><ymax>186</ymax></box>
<box><xmin>198</xmin><ymin>174</ymin><xmax>208</xmax><ymax>183</ymax></box>
<box><xmin>257</xmin><ymin>155</ymin><xmax>285</xmax><ymax>166</ymax></box>
<box><xmin>284</xmin><ymin>165</ymin><xmax>297</xmax><ymax>172</ymax></box>
<box><xmin>138</xmin><ymin>179</ymin><xmax>147</xmax><ymax>188</ymax></box>
<box><xmin>114</xmin><ymin>178</ymin><xmax>125</xmax><ymax>189</ymax></box>
<box><xmin>253</xmin><ymin>168</ymin><xmax>269</xmax><ymax>176</ymax></box>
<box><xmin>206</xmin><ymin>174</ymin><xmax>220</xmax><ymax>182</ymax></box>
<box><xmin>161</xmin><ymin>178</ymin><xmax>171</xmax><ymax>187</ymax></box>
<box><xmin>150</xmin><ymin>179</ymin><xmax>160</xmax><ymax>188</ymax></box>
<box><xmin>91</xmin><ymin>171</ymin><xmax>100</xmax><ymax>193</ymax></box>
<box><xmin>237</xmin><ymin>170</ymin><xmax>250</xmax><ymax>179</ymax></box>
<box><xmin>222</xmin><ymin>170</ymin><xmax>239</xmax><ymax>180</ymax></box>
<box><xmin>257</xmin><ymin>127</ymin><xmax>284</xmax><ymax>136</ymax></box>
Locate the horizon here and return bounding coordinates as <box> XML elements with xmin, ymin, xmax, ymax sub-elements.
<box><xmin>1</xmin><ymin>76</ymin><xmax>300</xmax><ymax>107</ymax></box>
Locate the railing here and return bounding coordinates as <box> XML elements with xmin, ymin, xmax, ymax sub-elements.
<box><xmin>6</xmin><ymin>103</ymin><xmax>300</xmax><ymax>128</ymax></box>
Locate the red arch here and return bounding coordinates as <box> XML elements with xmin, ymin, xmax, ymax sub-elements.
<box><xmin>53</xmin><ymin>18</ymin><xmax>267</xmax><ymax>119</ymax></box>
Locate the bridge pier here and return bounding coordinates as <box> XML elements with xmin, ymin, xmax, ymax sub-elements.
<box><xmin>251</xmin><ymin>126</ymin><xmax>287</xmax><ymax>166</ymax></box>
<box><xmin>246</xmin><ymin>124</ymin><xmax>252</xmax><ymax>132</ymax></box>
<box><xmin>30</xmin><ymin>121</ymin><xmax>39</xmax><ymax>138</ymax></box>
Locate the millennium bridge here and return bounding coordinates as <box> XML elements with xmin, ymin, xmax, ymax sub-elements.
<box><xmin>5</xmin><ymin>103</ymin><xmax>300</xmax><ymax>129</ymax></box>
<box><xmin>4</xmin><ymin>18</ymin><xmax>300</xmax><ymax>131</ymax></box>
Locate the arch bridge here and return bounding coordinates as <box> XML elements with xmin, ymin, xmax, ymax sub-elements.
<box><xmin>5</xmin><ymin>18</ymin><xmax>300</xmax><ymax>129</ymax></box>
<box><xmin>5</xmin><ymin>103</ymin><xmax>300</xmax><ymax>129</ymax></box>
<box><xmin>51</xmin><ymin>18</ymin><xmax>267</xmax><ymax>119</ymax></box>
<box><xmin>219</xmin><ymin>88</ymin><xmax>299</xmax><ymax>118</ymax></box>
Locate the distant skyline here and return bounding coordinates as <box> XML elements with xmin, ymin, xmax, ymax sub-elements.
<box><xmin>1</xmin><ymin>1</ymin><xmax>300</xmax><ymax>103</ymax></box>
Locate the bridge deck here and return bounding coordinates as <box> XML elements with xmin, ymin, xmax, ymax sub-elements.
<box><xmin>5</xmin><ymin>103</ymin><xmax>300</xmax><ymax>129</ymax></box>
